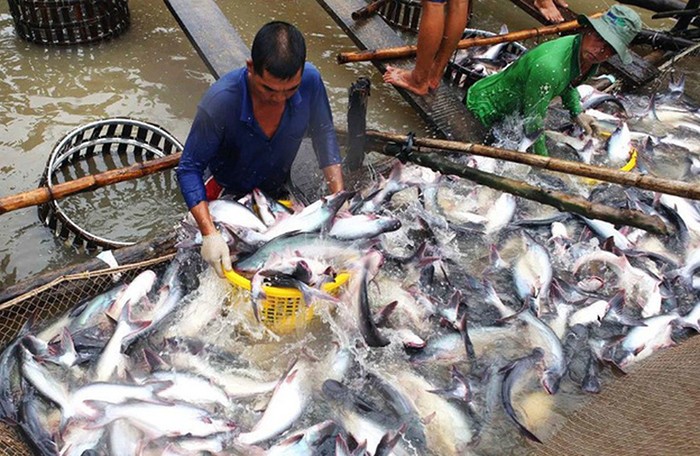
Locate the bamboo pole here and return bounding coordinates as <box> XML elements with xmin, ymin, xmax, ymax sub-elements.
<box><xmin>371</xmin><ymin>140</ymin><xmax>669</xmax><ymax>235</ymax></box>
<box><xmin>652</xmin><ymin>7</ymin><xmax>700</xmax><ymax>18</ymax></box>
<box><xmin>365</xmin><ymin>130</ymin><xmax>700</xmax><ymax>201</ymax></box>
<box><xmin>351</xmin><ymin>0</ymin><xmax>391</xmax><ymax>20</ymax></box>
<box><xmin>337</xmin><ymin>13</ymin><xmax>603</xmax><ymax>64</ymax></box>
<box><xmin>0</xmin><ymin>153</ymin><xmax>181</xmax><ymax>215</ymax></box>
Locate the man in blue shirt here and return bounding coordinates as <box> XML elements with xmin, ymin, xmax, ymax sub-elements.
<box><xmin>177</xmin><ymin>21</ymin><xmax>344</xmax><ymax>276</ymax></box>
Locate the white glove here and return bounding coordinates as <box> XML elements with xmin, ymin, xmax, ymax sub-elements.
<box><xmin>201</xmin><ymin>231</ymin><xmax>232</xmax><ymax>278</ymax></box>
<box><xmin>574</xmin><ymin>112</ymin><xmax>597</xmax><ymax>136</ymax></box>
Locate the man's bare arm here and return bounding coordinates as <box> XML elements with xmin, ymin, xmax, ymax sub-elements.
<box><xmin>190</xmin><ymin>201</ymin><xmax>216</xmax><ymax>235</ymax></box>
<box><xmin>323</xmin><ymin>164</ymin><xmax>344</xmax><ymax>194</ymax></box>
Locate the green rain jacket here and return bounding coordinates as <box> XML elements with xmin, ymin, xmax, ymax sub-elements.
<box><xmin>466</xmin><ymin>34</ymin><xmax>597</xmax><ymax>156</ymax></box>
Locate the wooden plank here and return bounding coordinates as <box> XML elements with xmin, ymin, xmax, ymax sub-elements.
<box><xmin>509</xmin><ymin>0</ymin><xmax>660</xmax><ymax>87</ymax></box>
<box><xmin>163</xmin><ymin>0</ymin><xmax>248</xmax><ymax>79</ymax></box>
<box><xmin>315</xmin><ymin>0</ymin><xmax>478</xmax><ymax>142</ymax></box>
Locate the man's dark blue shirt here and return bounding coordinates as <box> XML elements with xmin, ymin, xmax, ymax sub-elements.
<box><xmin>177</xmin><ymin>63</ymin><xmax>341</xmax><ymax>209</ymax></box>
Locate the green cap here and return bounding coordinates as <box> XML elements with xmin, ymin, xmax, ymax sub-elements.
<box><xmin>578</xmin><ymin>5</ymin><xmax>642</xmax><ymax>65</ymax></box>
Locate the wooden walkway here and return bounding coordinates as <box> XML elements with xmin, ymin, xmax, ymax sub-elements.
<box><xmin>509</xmin><ymin>0</ymin><xmax>660</xmax><ymax>87</ymax></box>
<box><xmin>316</xmin><ymin>0</ymin><xmax>478</xmax><ymax>142</ymax></box>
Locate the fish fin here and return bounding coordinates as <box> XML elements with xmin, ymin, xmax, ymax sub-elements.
<box><xmin>142</xmin><ymin>348</ymin><xmax>169</xmax><ymax>372</ymax></box>
<box><xmin>421</xmin><ymin>411</ymin><xmax>437</xmax><ymax>425</ymax></box>
<box><xmin>351</xmin><ymin>439</ymin><xmax>368</xmax><ymax>456</ymax></box>
<box><xmin>513</xmin><ymin>419</ymin><xmax>543</xmax><ymax>444</ymax></box>
<box><xmin>376</xmin><ymin>423</ymin><xmax>407</xmax><ymax>456</ymax></box>
<box><xmin>374</xmin><ymin>300</ymin><xmax>398</xmax><ymax>327</ymax></box>
<box><xmin>496</xmin><ymin>300</ymin><xmax>530</xmax><ymax>324</ymax></box>
<box><xmin>335</xmin><ymin>434</ymin><xmax>351</xmax><ymax>454</ymax></box>
<box><xmin>459</xmin><ymin>313</ymin><xmax>477</xmax><ymax>362</ymax></box>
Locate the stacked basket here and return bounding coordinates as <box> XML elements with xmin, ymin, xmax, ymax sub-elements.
<box><xmin>7</xmin><ymin>0</ymin><xmax>130</xmax><ymax>45</ymax></box>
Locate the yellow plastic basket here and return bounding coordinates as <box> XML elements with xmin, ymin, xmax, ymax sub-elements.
<box><xmin>224</xmin><ymin>268</ymin><xmax>350</xmax><ymax>334</ymax></box>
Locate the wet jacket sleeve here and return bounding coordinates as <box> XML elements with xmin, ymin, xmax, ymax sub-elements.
<box><xmin>176</xmin><ymin>108</ymin><xmax>224</xmax><ymax>209</ymax></box>
<box><xmin>561</xmin><ymin>85</ymin><xmax>583</xmax><ymax>118</ymax></box>
<box><xmin>522</xmin><ymin>65</ymin><xmax>561</xmax><ymax>156</ymax></box>
<box><xmin>307</xmin><ymin>73</ymin><xmax>341</xmax><ymax>169</ymax></box>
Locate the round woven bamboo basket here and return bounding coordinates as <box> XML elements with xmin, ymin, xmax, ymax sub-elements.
<box><xmin>6</xmin><ymin>0</ymin><xmax>130</xmax><ymax>45</ymax></box>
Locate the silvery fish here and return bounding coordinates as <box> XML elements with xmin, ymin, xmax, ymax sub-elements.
<box><xmin>0</xmin><ymin>319</ymin><xmax>33</xmax><ymax>422</ymax></box>
<box><xmin>513</xmin><ymin>232</ymin><xmax>552</xmax><ymax>316</ymax></box>
<box><xmin>329</xmin><ymin>214</ymin><xmax>402</xmax><ymax>240</ymax></box>
<box><xmin>394</xmin><ymin>369</ymin><xmax>475</xmax><ymax>455</ymax></box>
<box><xmin>234</xmin><ymin>233</ymin><xmax>366</xmax><ymax>274</ymax></box>
<box><xmin>322</xmin><ymin>380</ymin><xmax>412</xmax><ymax>456</ymax></box>
<box><xmin>185</xmin><ymin>198</ymin><xmax>267</xmax><ymax>233</ymax></box>
<box><xmin>18</xmin><ymin>345</ymin><xmax>72</xmax><ymax>419</ymax></box>
<box><xmin>106</xmin><ymin>270</ymin><xmax>157</xmax><ymax>321</ymax></box>
<box><xmin>88</xmin><ymin>401</ymin><xmax>236</xmax><ymax>440</ymax></box>
<box><xmin>353</xmin><ymin>162</ymin><xmax>418</xmax><ymax>214</ymax></box>
<box><xmin>167</xmin><ymin>350</ymin><xmax>278</xmax><ymax>399</ymax></box>
<box><xmin>17</xmin><ymin>382</ymin><xmax>59</xmax><ymax>456</ymax></box>
<box><xmin>108</xmin><ymin>419</ymin><xmax>142</xmax><ymax>456</ymax></box>
<box><xmin>237</xmin><ymin>359</ymin><xmax>312</xmax><ymax>445</ymax></box>
<box><xmin>59</xmin><ymin>423</ymin><xmax>104</xmax><ymax>456</ymax></box>
<box><xmin>93</xmin><ymin>303</ymin><xmax>151</xmax><ymax>382</ymax></box>
<box><xmin>266</xmin><ymin>420</ymin><xmax>337</xmax><ymax>456</ymax></box>
<box><xmin>606</xmin><ymin>122</ymin><xmax>632</xmax><ymax>166</ymax></box>
<box><xmin>579</xmin><ymin>216</ymin><xmax>632</xmax><ymax>250</ymax></box>
<box><xmin>486</xmin><ymin>284</ymin><xmax>565</xmax><ymax>394</ymax></box>
<box><xmin>608</xmin><ymin>313</ymin><xmax>680</xmax><ymax>370</ymax></box>
<box><xmin>253</xmin><ymin>190</ymin><xmax>354</xmax><ymax>243</ymax></box>
<box><xmin>484</xmin><ymin>193</ymin><xmax>516</xmax><ymax>235</ymax></box>
<box><xmin>499</xmin><ymin>348</ymin><xmax>544</xmax><ymax>443</ymax></box>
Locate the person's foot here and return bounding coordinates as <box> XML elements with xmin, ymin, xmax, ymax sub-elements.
<box><xmin>534</xmin><ymin>0</ymin><xmax>564</xmax><ymax>23</ymax></box>
<box><xmin>383</xmin><ymin>65</ymin><xmax>430</xmax><ymax>96</ymax></box>
<box><xmin>427</xmin><ymin>71</ymin><xmax>443</xmax><ymax>91</ymax></box>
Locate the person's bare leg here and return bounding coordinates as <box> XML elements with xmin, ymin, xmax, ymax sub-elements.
<box><xmin>427</xmin><ymin>0</ymin><xmax>468</xmax><ymax>90</ymax></box>
<box><xmin>534</xmin><ymin>0</ymin><xmax>564</xmax><ymax>23</ymax></box>
<box><xmin>384</xmin><ymin>1</ymin><xmax>445</xmax><ymax>96</ymax></box>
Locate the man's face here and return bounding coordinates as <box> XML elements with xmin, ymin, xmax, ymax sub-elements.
<box><xmin>580</xmin><ymin>31</ymin><xmax>616</xmax><ymax>65</ymax></box>
<box><xmin>247</xmin><ymin>61</ymin><xmax>302</xmax><ymax>107</ymax></box>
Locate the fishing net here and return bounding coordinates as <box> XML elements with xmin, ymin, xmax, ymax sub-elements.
<box><xmin>532</xmin><ymin>334</ymin><xmax>700</xmax><ymax>456</ymax></box>
<box><xmin>0</xmin><ymin>254</ymin><xmax>174</xmax><ymax>455</ymax></box>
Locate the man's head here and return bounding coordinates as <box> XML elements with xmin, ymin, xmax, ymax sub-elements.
<box><xmin>578</xmin><ymin>5</ymin><xmax>642</xmax><ymax>65</ymax></box>
<box><xmin>247</xmin><ymin>22</ymin><xmax>306</xmax><ymax>106</ymax></box>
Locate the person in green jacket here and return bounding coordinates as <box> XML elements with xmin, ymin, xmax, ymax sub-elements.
<box><xmin>466</xmin><ymin>5</ymin><xmax>642</xmax><ymax>156</ymax></box>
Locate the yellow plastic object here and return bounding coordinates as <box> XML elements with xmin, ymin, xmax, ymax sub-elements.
<box><xmin>582</xmin><ymin>132</ymin><xmax>637</xmax><ymax>185</ymax></box>
<box><xmin>224</xmin><ymin>268</ymin><xmax>350</xmax><ymax>334</ymax></box>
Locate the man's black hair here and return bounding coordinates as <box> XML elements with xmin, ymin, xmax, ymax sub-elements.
<box><xmin>251</xmin><ymin>21</ymin><xmax>306</xmax><ymax>79</ymax></box>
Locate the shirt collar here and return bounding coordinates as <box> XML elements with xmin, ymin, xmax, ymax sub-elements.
<box><xmin>240</xmin><ymin>67</ymin><xmax>303</xmax><ymax>124</ymax></box>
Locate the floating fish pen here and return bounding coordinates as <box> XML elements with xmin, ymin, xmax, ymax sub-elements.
<box><xmin>6</xmin><ymin>0</ymin><xmax>130</xmax><ymax>45</ymax></box>
<box><xmin>37</xmin><ymin>118</ymin><xmax>183</xmax><ymax>251</ymax></box>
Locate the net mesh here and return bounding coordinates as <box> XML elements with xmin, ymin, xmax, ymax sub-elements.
<box><xmin>532</xmin><ymin>334</ymin><xmax>700</xmax><ymax>456</ymax></box>
<box><xmin>0</xmin><ymin>255</ymin><xmax>174</xmax><ymax>455</ymax></box>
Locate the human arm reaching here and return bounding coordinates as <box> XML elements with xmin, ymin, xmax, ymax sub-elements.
<box><xmin>190</xmin><ymin>201</ymin><xmax>231</xmax><ymax>277</ymax></box>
